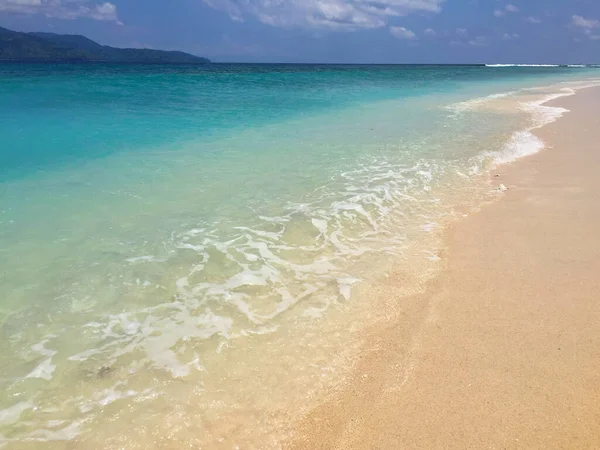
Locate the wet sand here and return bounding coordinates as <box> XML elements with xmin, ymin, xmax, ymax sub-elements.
<box><xmin>287</xmin><ymin>88</ymin><xmax>600</xmax><ymax>449</ymax></box>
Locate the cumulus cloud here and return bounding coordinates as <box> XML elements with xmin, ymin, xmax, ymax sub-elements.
<box><xmin>424</xmin><ymin>27</ymin><xmax>436</xmax><ymax>37</ymax></box>
<box><xmin>0</xmin><ymin>0</ymin><xmax>121</xmax><ymax>23</ymax></box>
<box><xmin>495</xmin><ymin>3</ymin><xmax>519</xmax><ymax>18</ymax></box>
<box><xmin>502</xmin><ymin>32</ymin><xmax>519</xmax><ymax>40</ymax></box>
<box><xmin>571</xmin><ymin>15</ymin><xmax>600</xmax><ymax>29</ymax></box>
<box><xmin>203</xmin><ymin>0</ymin><xmax>445</xmax><ymax>31</ymax></box>
<box><xmin>571</xmin><ymin>15</ymin><xmax>600</xmax><ymax>40</ymax></box>
<box><xmin>526</xmin><ymin>16</ymin><xmax>541</xmax><ymax>24</ymax></box>
<box><xmin>390</xmin><ymin>26</ymin><xmax>416</xmax><ymax>39</ymax></box>
<box><xmin>456</xmin><ymin>27</ymin><xmax>468</xmax><ymax>37</ymax></box>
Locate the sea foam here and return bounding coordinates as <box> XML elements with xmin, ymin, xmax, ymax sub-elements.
<box><xmin>446</xmin><ymin>91</ymin><xmax>517</xmax><ymax>113</ymax></box>
<box><xmin>491</xmin><ymin>88</ymin><xmax>575</xmax><ymax>165</ymax></box>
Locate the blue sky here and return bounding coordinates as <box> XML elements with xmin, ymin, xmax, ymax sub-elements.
<box><xmin>1</xmin><ymin>0</ymin><xmax>599</xmax><ymax>63</ymax></box>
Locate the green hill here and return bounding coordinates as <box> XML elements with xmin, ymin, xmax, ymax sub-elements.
<box><xmin>0</xmin><ymin>26</ymin><xmax>210</xmax><ymax>63</ymax></box>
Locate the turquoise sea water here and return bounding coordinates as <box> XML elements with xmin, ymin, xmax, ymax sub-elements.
<box><xmin>1</xmin><ymin>64</ymin><xmax>599</xmax><ymax>448</ymax></box>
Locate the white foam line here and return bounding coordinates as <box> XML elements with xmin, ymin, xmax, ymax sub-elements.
<box><xmin>485</xmin><ymin>64</ymin><xmax>561</xmax><ymax>67</ymax></box>
<box><xmin>491</xmin><ymin>81</ymin><xmax>600</xmax><ymax>166</ymax></box>
<box><xmin>485</xmin><ymin>64</ymin><xmax>598</xmax><ymax>68</ymax></box>
<box><xmin>446</xmin><ymin>90</ymin><xmax>517</xmax><ymax>113</ymax></box>
<box><xmin>0</xmin><ymin>402</ymin><xmax>35</xmax><ymax>426</ymax></box>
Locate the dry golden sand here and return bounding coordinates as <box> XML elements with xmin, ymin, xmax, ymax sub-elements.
<box><xmin>286</xmin><ymin>88</ymin><xmax>600</xmax><ymax>449</ymax></box>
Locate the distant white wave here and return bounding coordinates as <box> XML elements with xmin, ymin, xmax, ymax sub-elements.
<box><xmin>486</xmin><ymin>64</ymin><xmax>598</xmax><ymax>68</ymax></box>
<box><xmin>486</xmin><ymin>64</ymin><xmax>561</xmax><ymax>68</ymax></box>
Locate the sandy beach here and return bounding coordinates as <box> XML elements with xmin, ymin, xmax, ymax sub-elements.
<box><xmin>287</xmin><ymin>88</ymin><xmax>600</xmax><ymax>449</ymax></box>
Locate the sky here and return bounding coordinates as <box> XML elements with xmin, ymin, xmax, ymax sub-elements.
<box><xmin>1</xmin><ymin>0</ymin><xmax>599</xmax><ymax>63</ymax></box>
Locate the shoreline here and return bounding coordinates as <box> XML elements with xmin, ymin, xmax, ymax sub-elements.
<box><xmin>2</xmin><ymin>73</ymin><xmax>600</xmax><ymax>449</ymax></box>
<box><xmin>286</xmin><ymin>87</ymin><xmax>600</xmax><ymax>449</ymax></box>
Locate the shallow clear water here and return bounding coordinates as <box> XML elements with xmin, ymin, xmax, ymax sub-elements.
<box><xmin>0</xmin><ymin>64</ymin><xmax>598</xmax><ymax>448</ymax></box>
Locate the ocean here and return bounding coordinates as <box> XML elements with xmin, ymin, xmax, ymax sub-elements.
<box><xmin>0</xmin><ymin>63</ymin><xmax>598</xmax><ymax>448</ymax></box>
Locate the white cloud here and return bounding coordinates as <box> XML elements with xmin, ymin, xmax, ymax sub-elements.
<box><xmin>571</xmin><ymin>15</ymin><xmax>600</xmax><ymax>41</ymax></box>
<box><xmin>0</xmin><ymin>0</ymin><xmax>121</xmax><ymax>23</ymax></box>
<box><xmin>468</xmin><ymin>36</ymin><xmax>487</xmax><ymax>47</ymax></box>
<box><xmin>203</xmin><ymin>0</ymin><xmax>445</xmax><ymax>31</ymax></box>
<box><xmin>526</xmin><ymin>16</ymin><xmax>541</xmax><ymax>24</ymax></box>
<box><xmin>495</xmin><ymin>3</ymin><xmax>519</xmax><ymax>18</ymax></box>
<box><xmin>502</xmin><ymin>33</ymin><xmax>519</xmax><ymax>40</ymax></box>
<box><xmin>456</xmin><ymin>27</ymin><xmax>468</xmax><ymax>37</ymax></box>
<box><xmin>571</xmin><ymin>15</ymin><xmax>600</xmax><ymax>29</ymax></box>
<box><xmin>390</xmin><ymin>26</ymin><xmax>416</xmax><ymax>39</ymax></box>
<box><xmin>95</xmin><ymin>2</ymin><xmax>116</xmax><ymax>17</ymax></box>
<box><xmin>8</xmin><ymin>0</ymin><xmax>42</xmax><ymax>5</ymax></box>
<box><xmin>424</xmin><ymin>27</ymin><xmax>436</xmax><ymax>37</ymax></box>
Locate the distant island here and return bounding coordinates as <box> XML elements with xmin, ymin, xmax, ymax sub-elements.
<box><xmin>0</xmin><ymin>26</ymin><xmax>210</xmax><ymax>64</ymax></box>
